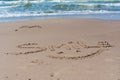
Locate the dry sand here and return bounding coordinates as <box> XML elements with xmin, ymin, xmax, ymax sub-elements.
<box><xmin>0</xmin><ymin>18</ymin><xmax>120</xmax><ymax>80</ymax></box>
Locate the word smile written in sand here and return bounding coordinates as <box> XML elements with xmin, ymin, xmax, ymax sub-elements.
<box><xmin>5</xmin><ymin>41</ymin><xmax>112</xmax><ymax>60</ymax></box>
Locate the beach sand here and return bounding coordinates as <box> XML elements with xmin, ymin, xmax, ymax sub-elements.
<box><xmin>0</xmin><ymin>18</ymin><xmax>120</xmax><ymax>80</ymax></box>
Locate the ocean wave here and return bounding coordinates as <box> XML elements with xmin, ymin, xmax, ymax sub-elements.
<box><xmin>0</xmin><ymin>2</ymin><xmax>120</xmax><ymax>9</ymax></box>
<box><xmin>0</xmin><ymin>0</ymin><xmax>120</xmax><ymax>5</ymax></box>
<box><xmin>0</xmin><ymin>1</ymin><xmax>120</xmax><ymax>19</ymax></box>
<box><xmin>0</xmin><ymin>10</ymin><xmax>120</xmax><ymax>18</ymax></box>
<box><xmin>0</xmin><ymin>0</ymin><xmax>120</xmax><ymax>3</ymax></box>
<box><xmin>0</xmin><ymin>1</ymin><xmax>72</xmax><ymax>5</ymax></box>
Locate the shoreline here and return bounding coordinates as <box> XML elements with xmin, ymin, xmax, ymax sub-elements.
<box><xmin>0</xmin><ymin>18</ymin><xmax>120</xmax><ymax>80</ymax></box>
<box><xmin>1</xmin><ymin>17</ymin><xmax>120</xmax><ymax>23</ymax></box>
<box><xmin>1</xmin><ymin>12</ymin><xmax>120</xmax><ymax>23</ymax></box>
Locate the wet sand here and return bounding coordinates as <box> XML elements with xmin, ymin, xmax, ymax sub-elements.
<box><xmin>0</xmin><ymin>18</ymin><xmax>120</xmax><ymax>80</ymax></box>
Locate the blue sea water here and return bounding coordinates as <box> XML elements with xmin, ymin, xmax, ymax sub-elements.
<box><xmin>0</xmin><ymin>0</ymin><xmax>120</xmax><ymax>22</ymax></box>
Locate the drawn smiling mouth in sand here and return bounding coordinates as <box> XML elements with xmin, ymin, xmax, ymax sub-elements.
<box><xmin>5</xmin><ymin>40</ymin><xmax>113</xmax><ymax>60</ymax></box>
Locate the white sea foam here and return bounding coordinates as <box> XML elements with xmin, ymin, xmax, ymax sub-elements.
<box><xmin>0</xmin><ymin>0</ymin><xmax>72</xmax><ymax>4</ymax></box>
<box><xmin>0</xmin><ymin>1</ymin><xmax>120</xmax><ymax>7</ymax></box>
<box><xmin>0</xmin><ymin>0</ymin><xmax>120</xmax><ymax>20</ymax></box>
<box><xmin>0</xmin><ymin>10</ymin><xmax>120</xmax><ymax>18</ymax></box>
<box><xmin>0</xmin><ymin>5</ymin><xmax>19</xmax><ymax>9</ymax></box>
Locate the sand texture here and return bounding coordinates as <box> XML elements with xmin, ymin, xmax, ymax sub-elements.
<box><xmin>0</xmin><ymin>18</ymin><xmax>120</xmax><ymax>80</ymax></box>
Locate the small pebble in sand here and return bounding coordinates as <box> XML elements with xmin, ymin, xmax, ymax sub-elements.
<box><xmin>5</xmin><ymin>76</ymin><xmax>8</xmax><ymax>78</ymax></box>
<box><xmin>50</xmin><ymin>73</ymin><xmax>54</xmax><ymax>77</ymax></box>
<box><xmin>76</xmin><ymin>50</ymin><xmax>81</xmax><ymax>53</ymax></box>
<box><xmin>57</xmin><ymin>78</ymin><xmax>60</xmax><ymax>80</ymax></box>
<box><xmin>16</xmin><ymin>74</ymin><xmax>18</xmax><ymax>76</ymax></box>
<box><xmin>5</xmin><ymin>53</ymin><xmax>8</xmax><ymax>55</ymax></box>
<box><xmin>28</xmin><ymin>79</ymin><xmax>31</xmax><ymax>80</ymax></box>
<box><xmin>15</xmin><ymin>29</ymin><xmax>18</xmax><ymax>31</ymax></box>
<box><xmin>68</xmin><ymin>41</ymin><xmax>73</xmax><ymax>44</ymax></box>
<box><xmin>57</xmin><ymin>51</ymin><xmax>64</xmax><ymax>54</ymax></box>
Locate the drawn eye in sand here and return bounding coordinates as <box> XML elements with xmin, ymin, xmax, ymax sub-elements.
<box><xmin>17</xmin><ymin>42</ymin><xmax>39</xmax><ymax>49</ymax></box>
